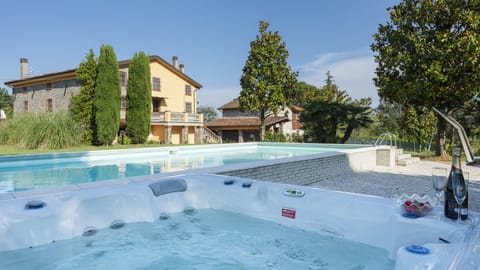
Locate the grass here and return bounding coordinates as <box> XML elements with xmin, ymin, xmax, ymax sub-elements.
<box><xmin>0</xmin><ymin>143</ymin><xmax>174</xmax><ymax>156</ymax></box>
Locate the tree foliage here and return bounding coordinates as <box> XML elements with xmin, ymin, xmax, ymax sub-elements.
<box><xmin>376</xmin><ymin>99</ymin><xmax>402</xmax><ymax>135</ymax></box>
<box><xmin>371</xmin><ymin>0</ymin><xmax>480</xmax><ymax>155</ymax></box>
<box><xmin>70</xmin><ymin>49</ymin><xmax>97</xmax><ymax>143</ymax></box>
<box><xmin>94</xmin><ymin>45</ymin><xmax>121</xmax><ymax>145</ymax></box>
<box><xmin>290</xmin><ymin>81</ymin><xmax>318</xmax><ymax>107</ymax></box>
<box><xmin>197</xmin><ymin>105</ymin><xmax>218</xmax><ymax>122</ymax></box>
<box><xmin>300</xmin><ymin>73</ymin><xmax>373</xmax><ymax>143</ymax></box>
<box><xmin>0</xmin><ymin>87</ymin><xmax>13</xmax><ymax>118</ymax></box>
<box><xmin>126</xmin><ymin>51</ymin><xmax>152</xmax><ymax>144</ymax></box>
<box><xmin>400</xmin><ymin>105</ymin><xmax>436</xmax><ymax>149</ymax></box>
<box><xmin>240</xmin><ymin>21</ymin><xmax>298</xmax><ymax>141</ymax></box>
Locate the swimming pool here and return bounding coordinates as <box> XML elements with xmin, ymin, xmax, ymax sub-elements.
<box><xmin>0</xmin><ymin>174</ymin><xmax>477</xmax><ymax>269</ymax></box>
<box><xmin>0</xmin><ymin>143</ymin><xmax>370</xmax><ymax>193</ymax></box>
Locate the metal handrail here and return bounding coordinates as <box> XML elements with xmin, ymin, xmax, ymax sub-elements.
<box><xmin>374</xmin><ymin>132</ymin><xmax>397</xmax><ymax>147</ymax></box>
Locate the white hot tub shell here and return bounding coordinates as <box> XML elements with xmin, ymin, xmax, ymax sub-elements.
<box><xmin>0</xmin><ymin>174</ymin><xmax>478</xmax><ymax>269</ymax></box>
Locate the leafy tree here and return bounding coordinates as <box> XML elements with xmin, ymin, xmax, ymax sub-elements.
<box><xmin>126</xmin><ymin>51</ymin><xmax>152</xmax><ymax>144</ymax></box>
<box><xmin>240</xmin><ymin>20</ymin><xmax>298</xmax><ymax>141</ymax></box>
<box><xmin>371</xmin><ymin>0</ymin><xmax>480</xmax><ymax>156</ymax></box>
<box><xmin>0</xmin><ymin>87</ymin><xmax>13</xmax><ymax>118</ymax></box>
<box><xmin>340</xmin><ymin>98</ymin><xmax>374</xmax><ymax>143</ymax></box>
<box><xmin>301</xmin><ymin>73</ymin><xmax>372</xmax><ymax>143</ymax></box>
<box><xmin>290</xmin><ymin>81</ymin><xmax>318</xmax><ymax>107</ymax></box>
<box><xmin>94</xmin><ymin>45</ymin><xmax>121</xmax><ymax>145</ymax></box>
<box><xmin>376</xmin><ymin>99</ymin><xmax>402</xmax><ymax>135</ymax></box>
<box><xmin>400</xmin><ymin>105</ymin><xmax>436</xmax><ymax>150</ymax></box>
<box><xmin>70</xmin><ymin>49</ymin><xmax>97</xmax><ymax>144</ymax></box>
<box><xmin>197</xmin><ymin>105</ymin><xmax>218</xmax><ymax>122</ymax></box>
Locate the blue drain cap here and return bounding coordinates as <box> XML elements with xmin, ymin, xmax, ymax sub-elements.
<box><xmin>242</xmin><ymin>182</ymin><xmax>252</xmax><ymax>188</ymax></box>
<box><xmin>224</xmin><ymin>180</ymin><xmax>234</xmax><ymax>185</ymax></box>
<box><xmin>405</xmin><ymin>245</ymin><xmax>430</xmax><ymax>255</ymax></box>
<box><xmin>25</xmin><ymin>200</ymin><xmax>46</xmax><ymax>210</ymax></box>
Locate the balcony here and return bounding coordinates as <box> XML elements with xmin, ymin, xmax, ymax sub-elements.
<box><xmin>151</xmin><ymin>111</ymin><xmax>203</xmax><ymax>125</ymax></box>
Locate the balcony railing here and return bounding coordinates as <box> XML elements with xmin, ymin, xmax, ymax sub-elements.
<box><xmin>150</xmin><ymin>111</ymin><xmax>203</xmax><ymax>124</ymax></box>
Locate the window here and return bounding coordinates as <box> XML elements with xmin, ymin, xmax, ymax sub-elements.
<box><xmin>185</xmin><ymin>102</ymin><xmax>192</xmax><ymax>113</ymax></box>
<box><xmin>120</xmin><ymin>71</ymin><xmax>127</xmax><ymax>87</ymax></box>
<box><xmin>47</xmin><ymin>99</ymin><xmax>53</xmax><ymax>112</ymax></box>
<box><xmin>46</xmin><ymin>82</ymin><xmax>52</xmax><ymax>90</ymax></box>
<box><xmin>22</xmin><ymin>87</ymin><xmax>27</xmax><ymax>93</ymax></box>
<box><xmin>152</xmin><ymin>99</ymin><xmax>160</xmax><ymax>112</ymax></box>
<box><xmin>24</xmin><ymin>101</ymin><xmax>28</xmax><ymax>112</ymax></box>
<box><xmin>152</xmin><ymin>77</ymin><xmax>161</xmax><ymax>91</ymax></box>
<box><xmin>185</xmin><ymin>85</ymin><xmax>192</xmax><ymax>96</ymax></box>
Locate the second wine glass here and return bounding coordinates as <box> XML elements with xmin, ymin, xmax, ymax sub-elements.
<box><xmin>452</xmin><ymin>171</ymin><xmax>468</xmax><ymax>223</ymax></box>
<box><xmin>432</xmin><ymin>167</ymin><xmax>447</xmax><ymax>205</ymax></box>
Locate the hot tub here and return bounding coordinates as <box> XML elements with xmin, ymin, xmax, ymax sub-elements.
<box><xmin>0</xmin><ymin>174</ymin><xmax>478</xmax><ymax>269</ymax></box>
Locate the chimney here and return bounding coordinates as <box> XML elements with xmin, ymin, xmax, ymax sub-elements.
<box><xmin>179</xmin><ymin>64</ymin><xmax>184</xmax><ymax>73</ymax></box>
<box><xmin>172</xmin><ymin>56</ymin><xmax>179</xmax><ymax>69</ymax></box>
<box><xmin>20</xmin><ymin>58</ymin><xmax>29</xmax><ymax>79</ymax></box>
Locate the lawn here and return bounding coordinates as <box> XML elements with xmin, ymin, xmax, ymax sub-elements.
<box><xmin>0</xmin><ymin>143</ymin><xmax>173</xmax><ymax>156</ymax></box>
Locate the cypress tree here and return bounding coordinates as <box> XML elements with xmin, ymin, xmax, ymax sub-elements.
<box><xmin>126</xmin><ymin>52</ymin><xmax>152</xmax><ymax>143</ymax></box>
<box><xmin>94</xmin><ymin>45</ymin><xmax>121</xmax><ymax>145</ymax></box>
<box><xmin>70</xmin><ymin>49</ymin><xmax>97</xmax><ymax>144</ymax></box>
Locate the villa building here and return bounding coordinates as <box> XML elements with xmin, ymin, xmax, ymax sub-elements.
<box><xmin>5</xmin><ymin>56</ymin><xmax>204</xmax><ymax>144</ymax></box>
<box><xmin>205</xmin><ymin>99</ymin><xmax>304</xmax><ymax>142</ymax></box>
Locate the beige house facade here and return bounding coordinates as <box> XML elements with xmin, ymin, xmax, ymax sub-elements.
<box><xmin>6</xmin><ymin>55</ymin><xmax>203</xmax><ymax>144</ymax></box>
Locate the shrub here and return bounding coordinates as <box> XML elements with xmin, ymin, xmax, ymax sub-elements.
<box><xmin>0</xmin><ymin>111</ymin><xmax>84</xmax><ymax>149</ymax></box>
<box><xmin>264</xmin><ymin>132</ymin><xmax>286</xmax><ymax>142</ymax></box>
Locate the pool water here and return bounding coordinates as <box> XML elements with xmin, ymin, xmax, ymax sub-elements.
<box><xmin>0</xmin><ymin>144</ymin><xmax>364</xmax><ymax>192</ymax></box>
<box><xmin>0</xmin><ymin>209</ymin><xmax>394</xmax><ymax>270</ymax></box>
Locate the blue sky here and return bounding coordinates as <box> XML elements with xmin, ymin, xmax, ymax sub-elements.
<box><xmin>0</xmin><ymin>0</ymin><xmax>398</xmax><ymax>109</ymax></box>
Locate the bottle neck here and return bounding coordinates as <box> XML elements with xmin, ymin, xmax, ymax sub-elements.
<box><xmin>452</xmin><ymin>153</ymin><xmax>461</xmax><ymax>171</ymax></box>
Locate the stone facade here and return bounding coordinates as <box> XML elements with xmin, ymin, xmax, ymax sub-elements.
<box><xmin>12</xmin><ymin>79</ymin><xmax>80</xmax><ymax>114</ymax></box>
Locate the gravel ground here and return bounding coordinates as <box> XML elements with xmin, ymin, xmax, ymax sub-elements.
<box><xmin>307</xmin><ymin>160</ymin><xmax>480</xmax><ymax>212</ymax></box>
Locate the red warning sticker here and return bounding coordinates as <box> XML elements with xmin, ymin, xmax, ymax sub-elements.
<box><xmin>281</xmin><ymin>208</ymin><xmax>296</xmax><ymax>219</ymax></box>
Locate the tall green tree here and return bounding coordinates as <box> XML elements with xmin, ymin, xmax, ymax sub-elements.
<box><xmin>240</xmin><ymin>21</ymin><xmax>298</xmax><ymax>141</ymax></box>
<box><xmin>0</xmin><ymin>87</ymin><xmax>13</xmax><ymax>118</ymax></box>
<box><xmin>70</xmin><ymin>49</ymin><xmax>97</xmax><ymax>144</ymax></box>
<box><xmin>371</xmin><ymin>0</ymin><xmax>480</xmax><ymax>156</ymax></box>
<box><xmin>94</xmin><ymin>45</ymin><xmax>121</xmax><ymax>145</ymax></box>
<box><xmin>126</xmin><ymin>51</ymin><xmax>152</xmax><ymax>144</ymax></box>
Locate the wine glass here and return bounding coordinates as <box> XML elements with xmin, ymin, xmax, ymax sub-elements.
<box><xmin>432</xmin><ymin>167</ymin><xmax>447</xmax><ymax>206</ymax></box>
<box><xmin>452</xmin><ymin>172</ymin><xmax>468</xmax><ymax>223</ymax></box>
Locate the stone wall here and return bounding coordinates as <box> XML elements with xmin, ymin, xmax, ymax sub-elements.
<box><xmin>218</xmin><ymin>153</ymin><xmax>353</xmax><ymax>185</ymax></box>
<box><xmin>216</xmin><ymin>148</ymin><xmax>377</xmax><ymax>186</ymax></box>
<box><xmin>13</xmin><ymin>79</ymin><xmax>80</xmax><ymax>114</ymax></box>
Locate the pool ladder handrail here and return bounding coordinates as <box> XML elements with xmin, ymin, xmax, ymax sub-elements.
<box><xmin>374</xmin><ymin>132</ymin><xmax>397</xmax><ymax>147</ymax></box>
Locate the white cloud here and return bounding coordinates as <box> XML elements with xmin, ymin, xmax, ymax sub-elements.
<box><xmin>197</xmin><ymin>87</ymin><xmax>239</xmax><ymax>109</ymax></box>
<box><xmin>298</xmin><ymin>51</ymin><xmax>379</xmax><ymax>105</ymax></box>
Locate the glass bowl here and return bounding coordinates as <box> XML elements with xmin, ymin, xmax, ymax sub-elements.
<box><xmin>394</xmin><ymin>194</ymin><xmax>435</xmax><ymax>218</ymax></box>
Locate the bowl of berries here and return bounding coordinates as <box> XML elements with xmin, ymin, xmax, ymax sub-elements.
<box><xmin>395</xmin><ymin>194</ymin><xmax>435</xmax><ymax>218</ymax></box>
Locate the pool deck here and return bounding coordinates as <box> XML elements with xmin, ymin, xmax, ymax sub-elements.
<box><xmin>308</xmin><ymin>160</ymin><xmax>480</xmax><ymax>212</ymax></box>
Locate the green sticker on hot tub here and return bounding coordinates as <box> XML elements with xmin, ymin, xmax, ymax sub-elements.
<box><xmin>283</xmin><ymin>189</ymin><xmax>305</xmax><ymax>197</ymax></box>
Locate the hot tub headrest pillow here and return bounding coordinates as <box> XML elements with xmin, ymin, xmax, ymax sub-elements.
<box><xmin>149</xmin><ymin>178</ymin><xmax>187</xmax><ymax>197</ymax></box>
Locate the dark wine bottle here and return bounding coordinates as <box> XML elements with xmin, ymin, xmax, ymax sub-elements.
<box><xmin>444</xmin><ymin>147</ymin><xmax>468</xmax><ymax>220</ymax></box>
